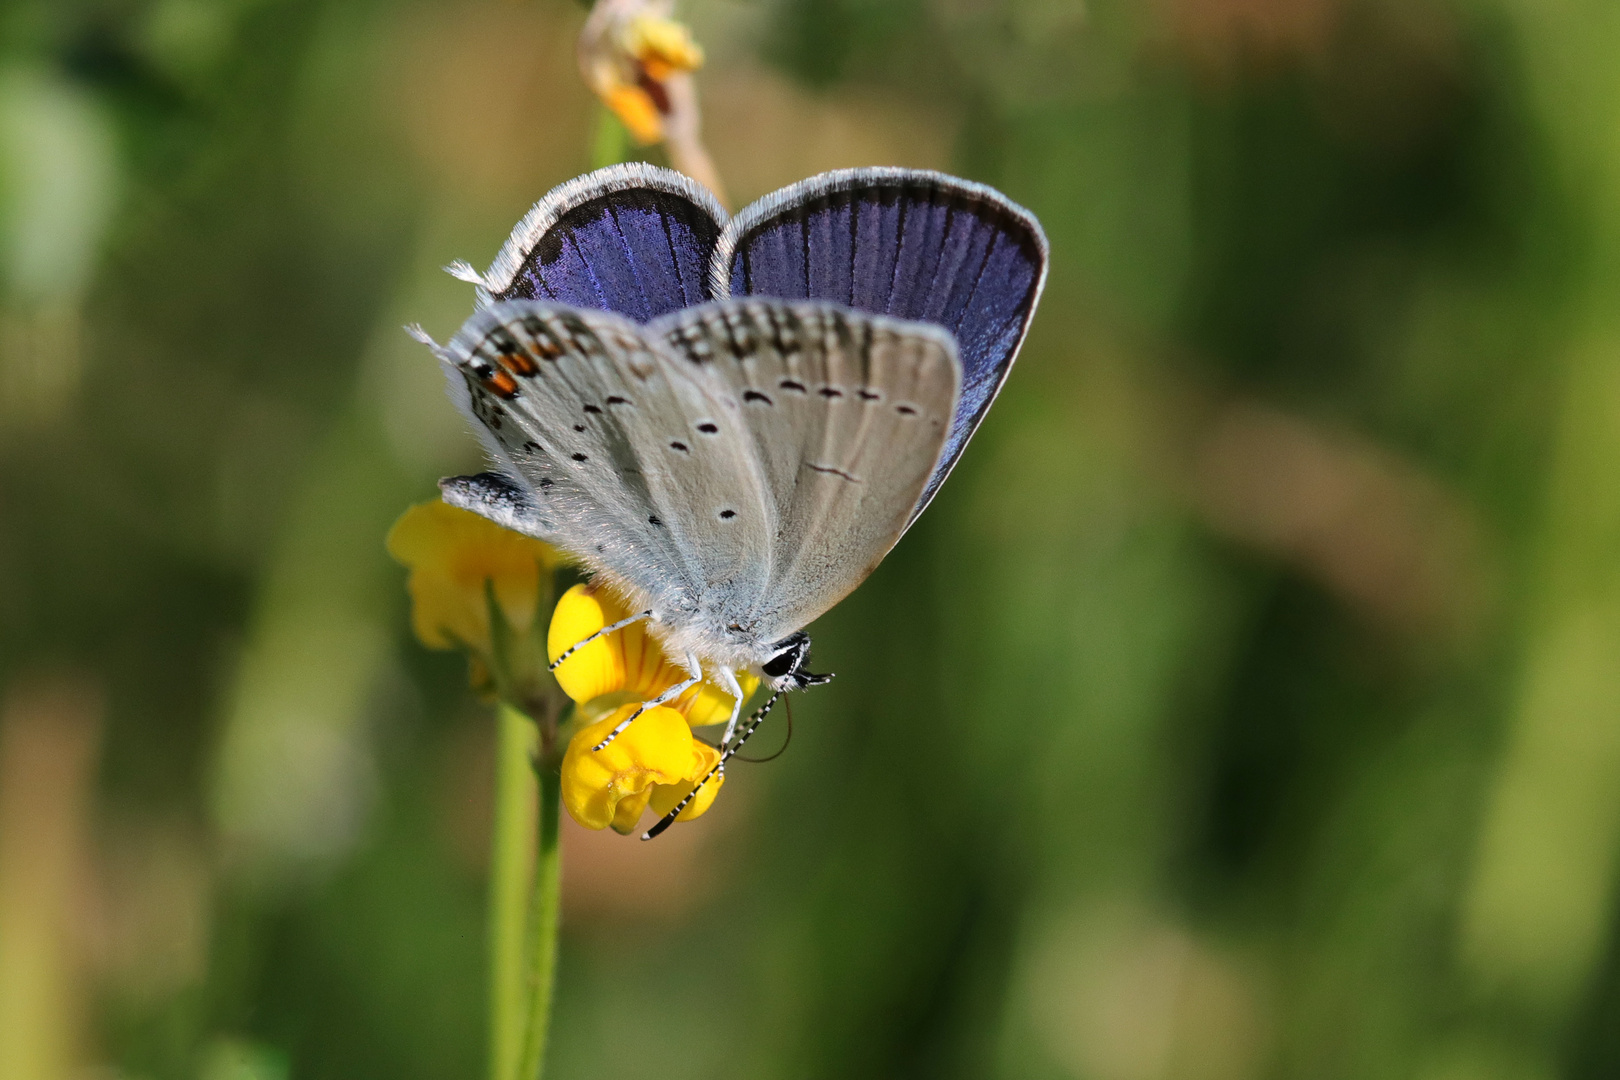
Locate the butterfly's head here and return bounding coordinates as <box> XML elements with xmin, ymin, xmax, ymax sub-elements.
<box><xmin>760</xmin><ymin>632</ymin><xmax>833</xmax><ymax>692</ymax></box>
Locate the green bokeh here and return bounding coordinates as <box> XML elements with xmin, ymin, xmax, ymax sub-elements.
<box><xmin>2</xmin><ymin>1</ymin><xmax>1619</xmax><ymax>1078</ymax></box>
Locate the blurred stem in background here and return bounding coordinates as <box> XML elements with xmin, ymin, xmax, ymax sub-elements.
<box><xmin>592</xmin><ymin>107</ymin><xmax>633</xmax><ymax>172</ymax></box>
<box><xmin>0</xmin><ymin>679</ymin><xmax>103</xmax><ymax>1080</ymax></box>
<box><xmin>1461</xmin><ymin>0</ymin><xmax>1620</xmax><ymax>1058</ymax></box>
<box><xmin>0</xmin><ymin>64</ymin><xmax>118</xmax><ymax>428</ymax></box>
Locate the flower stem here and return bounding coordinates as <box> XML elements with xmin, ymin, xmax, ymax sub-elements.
<box><xmin>519</xmin><ymin>748</ymin><xmax>564</xmax><ymax>1080</ymax></box>
<box><xmin>489</xmin><ymin>702</ymin><xmax>537</xmax><ymax>1080</ymax></box>
<box><xmin>591</xmin><ymin>105</ymin><xmax>630</xmax><ymax>170</ymax></box>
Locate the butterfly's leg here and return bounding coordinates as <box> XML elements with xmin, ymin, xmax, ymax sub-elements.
<box><xmin>548</xmin><ymin>609</ymin><xmax>654</xmax><ymax>671</ymax></box>
<box><xmin>590</xmin><ymin>652</ymin><xmax>705</xmax><ymax>752</ymax></box>
<box><xmin>714</xmin><ymin>667</ymin><xmax>746</xmax><ymax>748</ymax></box>
<box><xmin>641</xmin><ymin>690</ymin><xmax>784</xmax><ymax>841</ymax></box>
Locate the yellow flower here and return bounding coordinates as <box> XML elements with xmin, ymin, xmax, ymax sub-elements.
<box><xmin>561</xmin><ymin>705</ymin><xmax>723</xmax><ymax>833</ymax></box>
<box><xmin>549</xmin><ymin>583</ymin><xmax>753</xmax><ymax>831</ymax></box>
<box><xmin>620</xmin><ymin>11</ymin><xmax>704</xmax><ymax>82</ymax></box>
<box><xmin>548</xmin><ymin>583</ymin><xmax>757</xmax><ymax>727</ymax></box>
<box><xmin>387</xmin><ymin>501</ymin><xmax>560</xmax><ymax>654</ymax></box>
<box><xmin>579</xmin><ymin>1</ymin><xmax>704</xmax><ymax>145</ymax></box>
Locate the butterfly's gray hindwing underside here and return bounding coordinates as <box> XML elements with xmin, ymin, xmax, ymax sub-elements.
<box><xmin>439</xmin><ymin>298</ymin><xmax>961</xmax><ymax>666</ymax></box>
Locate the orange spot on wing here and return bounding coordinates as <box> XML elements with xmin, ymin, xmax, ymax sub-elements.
<box><xmin>484</xmin><ymin>370</ymin><xmax>519</xmax><ymax>398</ymax></box>
<box><xmin>500</xmin><ymin>352</ymin><xmax>540</xmax><ymax>377</ymax></box>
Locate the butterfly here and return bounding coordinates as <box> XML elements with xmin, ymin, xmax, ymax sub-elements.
<box><xmin>413</xmin><ymin>164</ymin><xmax>1046</xmax><ymax>836</ymax></box>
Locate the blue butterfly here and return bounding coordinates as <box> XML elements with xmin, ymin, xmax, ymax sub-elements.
<box><xmin>419</xmin><ymin>165</ymin><xmax>1046</xmax><ymax>836</ymax></box>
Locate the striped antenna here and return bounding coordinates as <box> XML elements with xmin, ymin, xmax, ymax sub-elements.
<box><xmin>642</xmin><ymin>690</ymin><xmax>782</xmax><ymax>840</ymax></box>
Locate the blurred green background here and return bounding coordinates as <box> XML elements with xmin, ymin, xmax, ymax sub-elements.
<box><xmin>4</xmin><ymin>0</ymin><xmax>1620</xmax><ymax>1078</ymax></box>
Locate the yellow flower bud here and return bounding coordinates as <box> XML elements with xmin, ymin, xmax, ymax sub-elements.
<box><xmin>386</xmin><ymin>501</ymin><xmax>559</xmax><ymax>655</ymax></box>
<box><xmin>579</xmin><ymin>2</ymin><xmax>710</xmax><ymax>150</ymax></box>
<box><xmin>561</xmin><ymin>705</ymin><xmax>723</xmax><ymax>833</ymax></box>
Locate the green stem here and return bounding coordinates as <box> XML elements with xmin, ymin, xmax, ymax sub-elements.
<box><xmin>591</xmin><ymin>105</ymin><xmax>631</xmax><ymax>170</ymax></box>
<box><xmin>519</xmin><ymin>749</ymin><xmax>564</xmax><ymax>1080</ymax></box>
<box><xmin>489</xmin><ymin>703</ymin><xmax>537</xmax><ymax>1080</ymax></box>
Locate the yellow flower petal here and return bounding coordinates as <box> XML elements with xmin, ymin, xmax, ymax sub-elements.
<box><xmin>623</xmin><ymin>13</ymin><xmax>704</xmax><ymax>73</ymax></box>
<box><xmin>548</xmin><ymin>584</ymin><xmax>682</xmax><ymax>703</ymax></box>
<box><xmin>680</xmin><ymin>673</ymin><xmax>760</xmax><ymax>728</ymax></box>
<box><xmin>649</xmin><ymin>738</ymin><xmax>724</xmax><ymax>824</ymax></box>
<box><xmin>610</xmin><ymin>787</ymin><xmax>655</xmax><ymax>834</ymax></box>
<box><xmin>386</xmin><ymin>501</ymin><xmax>558</xmax><ymax>653</ymax></box>
<box><xmin>562</xmin><ymin>705</ymin><xmax>694</xmax><ymax>833</ymax></box>
<box><xmin>547</xmin><ymin>584</ymin><xmax>757</xmax><ymax>722</ymax></box>
<box><xmin>605</xmin><ymin>84</ymin><xmax>664</xmax><ymax>144</ymax></box>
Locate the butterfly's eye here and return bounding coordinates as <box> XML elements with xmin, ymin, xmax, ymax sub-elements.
<box><xmin>762</xmin><ymin>633</ymin><xmax>810</xmax><ymax>678</ymax></box>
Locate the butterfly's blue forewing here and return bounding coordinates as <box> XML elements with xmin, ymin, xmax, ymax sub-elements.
<box><xmin>475</xmin><ymin>163</ymin><xmax>727</xmax><ymax>322</ymax></box>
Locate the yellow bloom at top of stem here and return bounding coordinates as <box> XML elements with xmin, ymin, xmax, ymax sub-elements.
<box><xmin>548</xmin><ymin>583</ymin><xmax>757</xmax><ymax>728</ymax></box>
<box><xmin>561</xmin><ymin>705</ymin><xmax>723</xmax><ymax>833</ymax></box>
<box><xmin>386</xmin><ymin>500</ymin><xmax>560</xmax><ymax>655</ymax></box>
<box><xmin>579</xmin><ymin>1</ymin><xmax>705</xmax><ymax>145</ymax></box>
<box><xmin>619</xmin><ymin>11</ymin><xmax>704</xmax><ymax>80</ymax></box>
